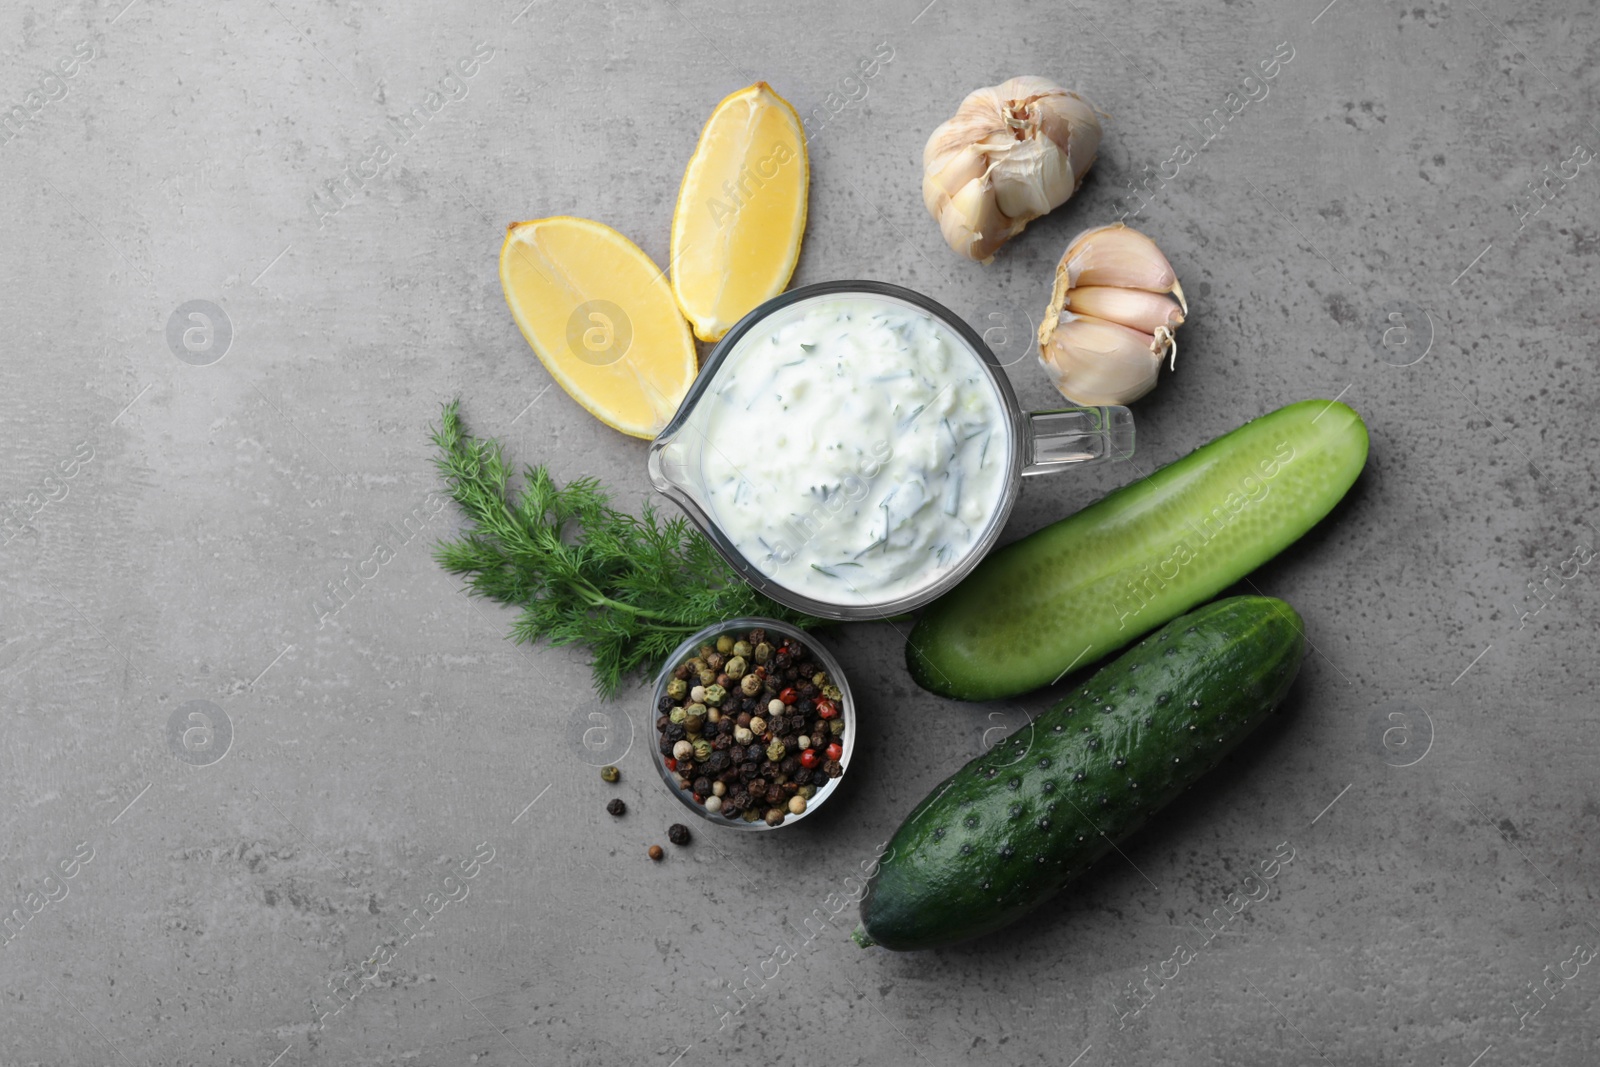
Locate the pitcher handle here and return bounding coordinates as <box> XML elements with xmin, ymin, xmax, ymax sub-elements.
<box><xmin>1022</xmin><ymin>406</ymin><xmax>1135</xmax><ymax>476</ymax></box>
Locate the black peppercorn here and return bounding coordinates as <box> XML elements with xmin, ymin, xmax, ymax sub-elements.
<box><xmin>749</xmin><ymin>778</ymin><xmax>767</xmax><ymax>795</ymax></box>
<box><xmin>759</xmin><ymin>760</ymin><xmax>779</xmax><ymax>778</ymax></box>
<box><xmin>739</xmin><ymin>764</ymin><xmax>757</xmax><ymax>782</ymax></box>
<box><xmin>746</xmin><ymin>744</ymin><xmax>765</xmax><ymax>763</ymax></box>
<box><xmin>799</xmin><ymin>680</ymin><xmax>817</xmax><ymax>697</ymax></box>
<box><xmin>788</xmin><ymin>642</ymin><xmax>806</xmax><ymax>659</ymax></box>
<box><xmin>673</xmin><ymin>664</ymin><xmax>691</xmax><ymax>681</ymax></box>
<box><xmin>693</xmin><ymin>776</ymin><xmax>712</xmax><ymax>796</ymax></box>
<box><xmin>658</xmin><ymin>738</ymin><xmax>674</xmax><ymax>756</ymax></box>
<box><xmin>749</xmin><ymin>628</ymin><xmax>767</xmax><ymax>645</ymax></box>
<box><xmin>794</xmin><ymin>767</ymin><xmax>813</xmax><ymax>785</ymax></box>
<box><xmin>774</xmin><ymin>651</ymin><xmax>792</xmax><ymax>669</ymax></box>
<box><xmin>655</xmin><ymin>715</ymin><xmax>670</xmax><ymax>730</ymax></box>
<box><xmin>657</xmin><ymin>695</ymin><xmax>675</xmax><ymax>713</ymax></box>
<box><xmin>779</xmin><ymin>756</ymin><xmax>799</xmax><ymax>776</ymax></box>
<box><xmin>606</xmin><ymin>798</ymin><xmax>626</xmax><ymax>817</ymax></box>
<box><xmin>668</xmin><ymin>823</ymin><xmax>691</xmax><ymax>846</ymax></box>
<box><xmin>665</xmin><ymin>723</ymin><xmax>686</xmax><ymax>742</ymax></box>
<box><xmin>823</xmin><ymin>759</ymin><xmax>843</xmax><ymax>778</ymax></box>
<box><xmin>731</xmin><ymin>790</ymin><xmax>751</xmax><ymax>811</ymax></box>
<box><xmin>712</xmin><ymin>734</ymin><xmax>731</xmax><ymax>751</ymax></box>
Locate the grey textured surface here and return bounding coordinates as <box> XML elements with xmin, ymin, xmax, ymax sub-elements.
<box><xmin>3</xmin><ymin>0</ymin><xmax>1598</xmax><ymax>1064</ymax></box>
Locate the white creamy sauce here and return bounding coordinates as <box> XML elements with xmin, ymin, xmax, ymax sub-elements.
<box><xmin>691</xmin><ymin>295</ymin><xmax>1011</xmax><ymax>605</ymax></box>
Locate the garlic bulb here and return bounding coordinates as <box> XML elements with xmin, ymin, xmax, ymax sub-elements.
<box><xmin>1036</xmin><ymin>223</ymin><xmax>1188</xmax><ymax>405</ymax></box>
<box><xmin>922</xmin><ymin>77</ymin><xmax>1102</xmax><ymax>263</ymax></box>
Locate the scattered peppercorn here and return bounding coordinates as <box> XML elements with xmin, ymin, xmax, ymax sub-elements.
<box><xmin>600</xmin><ymin>766</ymin><xmax>620</xmax><ymax>783</ymax></box>
<box><xmin>648</xmin><ymin>845</ymin><xmax>664</xmax><ymax>861</ymax></box>
<box><xmin>667</xmin><ymin>823</ymin><xmax>692</xmax><ymax>846</ymax></box>
<box><xmin>606</xmin><ymin>798</ymin><xmax>626</xmax><ymax>816</ymax></box>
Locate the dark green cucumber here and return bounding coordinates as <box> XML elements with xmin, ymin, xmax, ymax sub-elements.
<box><xmin>857</xmin><ymin>596</ymin><xmax>1304</xmax><ymax>951</ymax></box>
<box><xmin>908</xmin><ymin>399</ymin><xmax>1365</xmax><ymax>700</ymax></box>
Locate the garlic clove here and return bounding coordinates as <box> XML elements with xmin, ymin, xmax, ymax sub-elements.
<box><xmin>988</xmin><ymin>137</ymin><xmax>1076</xmax><ymax>222</ymax></box>
<box><xmin>1059</xmin><ymin>223</ymin><xmax>1187</xmax><ymax>303</ymax></box>
<box><xmin>1021</xmin><ymin>80</ymin><xmax>1102</xmax><ymax>186</ymax></box>
<box><xmin>1038</xmin><ymin>312</ymin><xmax>1163</xmax><ymax>406</ymax></box>
<box><xmin>936</xmin><ymin>171</ymin><xmax>1017</xmax><ymax>263</ymax></box>
<box><xmin>922</xmin><ymin>140</ymin><xmax>989</xmax><ymax>219</ymax></box>
<box><xmin>1065</xmin><ymin>285</ymin><xmax>1186</xmax><ymax>335</ymax></box>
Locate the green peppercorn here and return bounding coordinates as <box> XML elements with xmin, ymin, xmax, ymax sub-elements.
<box><xmin>669</xmin><ymin>707</ymin><xmax>687</xmax><ymax>725</ymax></box>
<box><xmin>733</xmin><ymin>640</ymin><xmax>752</xmax><ymax>659</ymax></box>
<box><xmin>600</xmin><ymin>766</ymin><xmax>620</xmax><ymax>783</ymax></box>
<box><xmin>693</xmin><ymin>738</ymin><xmax>713</xmax><ymax>761</ymax></box>
<box><xmin>698</xmin><ymin>669</ymin><xmax>717</xmax><ymax>687</ymax></box>
<box><xmin>666</xmin><ymin>678</ymin><xmax>688</xmax><ymax>700</ymax></box>
<box><xmin>716</xmin><ymin>635</ymin><xmax>735</xmax><ymax>654</ymax></box>
<box><xmin>753</xmin><ymin>642</ymin><xmax>772</xmax><ymax>664</ymax></box>
<box><xmin>829</xmin><ymin>719</ymin><xmax>844</xmax><ymax>737</ymax></box>
<box><xmin>813</xmin><ymin>672</ymin><xmax>827</xmax><ymax>687</ymax></box>
<box><xmin>798</xmin><ymin>784</ymin><xmax>816</xmax><ymax>799</ymax></box>
<box><xmin>742</xmin><ymin>808</ymin><xmax>761</xmax><ymax>823</ymax></box>
<box><xmin>766</xmin><ymin>739</ymin><xmax>786</xmax><ymax>761</ymax></box>
<box><xmin>703</xmin><ymin>684</ymin><xmax>726</xmax><ymax>706</ymax></box>
<box><xmin>822</xmin><ymin>684</ymin><xmax>842</xmax><ymax>702</ymax></box>
<box><xmin>687</xmin><ymin>702</ymin><xmax>707</xmax><ymax>717</ymax></box>
<box><xmin>698</xmin><ymin>645</ymin><xmax>715</xmax><ymax>660</ymax></box>
<box><xmin>688</xmin><ymin>656</ymin><xmax>708</xmax><ymax>674</ymax></box>
<box><xmin>724</xmin><ymin>656</ymin><xmax>747</xmax><ymax>680</ymax></box>
<box><xmin>684</xmin><ymin>713</ymin><xmax>705</xmax><ymax>734</ymax></box>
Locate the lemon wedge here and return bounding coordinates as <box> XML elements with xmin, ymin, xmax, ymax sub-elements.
<box><xmin>671</xmin><ymin>82</ymin><xmax>809</xmax><ymax>342</ymax></box>
<box><xmin>499</xmin><ymin>216</ymin><xmax>697</xmax><ymax>439</ymax></box>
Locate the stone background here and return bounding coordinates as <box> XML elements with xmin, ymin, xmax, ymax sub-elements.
<box><xmin>3</xmin><ymin>0</ymin><xmax>1599</xmax><ymax>1064</ymax></box>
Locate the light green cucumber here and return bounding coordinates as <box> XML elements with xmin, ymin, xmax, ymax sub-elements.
<box><xmin>857</xmin><ymin>596</ymin><xmax>1305</xmax><ymax>951</ymax></box>
<box><xmin>907</xmin><ymin>399</ymin><xmax>1366</xmax><ymax>701</ymax></box>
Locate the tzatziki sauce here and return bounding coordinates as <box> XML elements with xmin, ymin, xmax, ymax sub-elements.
<box><xmin>690</xmin><ymin>294</ymin><xmax>1011</xmax><ymax>606</ymax></box>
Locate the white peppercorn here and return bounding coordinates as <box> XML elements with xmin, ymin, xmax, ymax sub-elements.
<box><xmin>705</xmin><ymin>795</ymin><xmax>724</xmax><ymax>814</ymax></box>
<box><xmin>672</xmin><ymin>740</ymin><xmax>693</xmax><ymax>760</ymax></box>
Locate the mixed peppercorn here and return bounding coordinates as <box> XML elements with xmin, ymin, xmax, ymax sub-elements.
<box><xmin>657</xmin><ymin>626</ymin><xmax>845</xmax><ymax>827</ymax></box>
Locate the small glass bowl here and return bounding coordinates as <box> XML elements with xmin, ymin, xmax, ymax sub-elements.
<box><xmin>647</xmin><ymin>617</ymin><xmax>855</xmax><ymax>832</ymax></box>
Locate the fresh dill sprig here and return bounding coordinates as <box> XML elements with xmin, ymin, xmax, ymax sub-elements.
<box><xmin>429</xmin><ymin>399</ymin><xmax>820</xmax><ymax>696</ymax></box>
